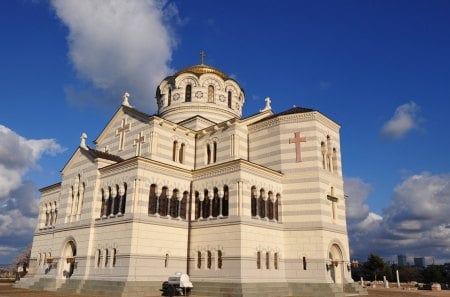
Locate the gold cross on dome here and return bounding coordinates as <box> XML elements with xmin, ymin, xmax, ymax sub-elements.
<box><xmin>200</xmin><ymin>50</ymin><xmax>206</xmax><ymax>64</ymax></box>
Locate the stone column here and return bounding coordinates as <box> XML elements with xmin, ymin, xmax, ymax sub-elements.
<box><xmin>177</xmin><ymin>192</ymin><xmax>182</xmax><ymax>219</ymax></box>
<box><xmin>198</xmin><ymin>192</ymin><xmax>204</xmax><ymax>220</ymax></box>
<box><xmin>209</xmin><ymin>192</ymin><xmax>213</xmax><ymax>219</ymax></box>
<box><xmin>218</xmin><ymin>188</ymin><xmax>224</xmax><ymax>218</ymax></box>
<box><xmin>155</xmin><ymin>188</ymin><xmax>161</xmax><ymax>217</ymax></box>
<box><xmin>166</xmin><ymin>188</ymin><xmax>171</xmax><ymax>218</ymax></box>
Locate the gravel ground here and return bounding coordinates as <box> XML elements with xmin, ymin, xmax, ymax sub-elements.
<box><xmin>0</xmin><ymin>283</ymin><xmax>448</xmax><ymax>297</ymax></box>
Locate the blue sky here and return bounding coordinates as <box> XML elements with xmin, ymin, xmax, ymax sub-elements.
<box><xmin>1</xmin><ymin>0</ymin><xmax>449</xmax><ymax>265</ymax></box>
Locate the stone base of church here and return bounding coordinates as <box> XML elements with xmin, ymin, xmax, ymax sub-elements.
<box><xmin>15</xmin><ymin>277</ymin><xmax>367</xmax><ymax>297</ymax></box>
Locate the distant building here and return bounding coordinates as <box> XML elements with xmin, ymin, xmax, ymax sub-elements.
<box><xmin>414</xmin><ymin>257</ymin><xmax>426</xmax><ymax>268</ymax></box>
<box><xmin>398</xmin><ymin>255</ymin><xmax>407</xmax><ymax>266</ymax></box>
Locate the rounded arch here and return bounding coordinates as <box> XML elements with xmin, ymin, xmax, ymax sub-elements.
<box><xmin>60</xmin><ymin>237</ymin><xmax>77</xmax><ymax>279</ymax></box>
<box><xmin>328</xmin><ymin>242</ymin><xmax>344</xmax><ymax>284</ymax></box>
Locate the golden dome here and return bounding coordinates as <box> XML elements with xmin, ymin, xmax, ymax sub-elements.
<box><xmin>174</xmin><ymin>63</ymin><xmax>228</xmax><ymax>80</ymax></box>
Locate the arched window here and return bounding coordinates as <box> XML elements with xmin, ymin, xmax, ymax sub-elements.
<box><xmin>194</xmin><ymin>192</ymin><xmax>201</xmax><ymax>220</ymax></box>
<box><xmin>303</xmin><ymin>256</ymin><xmax>307</xmax><ymax>270</ymax></box>
<box><xmin>165</xmin><ymin>253</ymin><xmax>169</xmax><ymax>268</ymax></box>
<box><xmin>120</xmin><ymin>183</ymin><xmax>127</xmax><ymax>215</ymax></box>
<box><xmin>321</xmin><ymin>141</ymin><xmax>326</xmax><ymax>169</ymax></box>
<box><xmin>105</xmin><ymin>249</ymin><xmax>109</xmax><ymax>267</ymax></box>
<box><xmin>218</xmin><ymin>250</ymin><xmax>223</xmax><ymax>269</ymax></box>
<box><xmin>113</xmin><ymin>185</ymin><xmax>120</xmax><ymax>215</ymax></box>
<box><xmin>106</xmin><ymin>187</ymin><xmax>113</xmax><ymax>216</ymax></box>
<box><xmin>212</xmin><ymin>187</ymin><xmax>220</xmax><ymax>217</ymax></box>
<box><xmin>179</xmin><ymin>143</ymin><xmax>185</xmax><ymax>164</ymax></box>
<box><xmin>158</xmin><ymin>187</ymin><xmax>169</xmax><ymax>216</ymax></box>
<box><xmin>97</xmin><ymin>249</ymin><xmax>102</xmax><ymax>268</ymax></box>
<box><xmin>332</xmin><ymin>148</ymin><xmax>338</xmax><ymax>173</ymax></box>
<box><xmin>266</xmin><ymin>252</ymin><xmax>270</xmax><ymax>269</ymax></box>
<box><xmin>326</xmin><ymin>135</ymin><xmax>332</xmax><ymax>171</ymax></box>
<box><xmin>213</xmin><ymin>141</ymin><xmax>217</xmax><ymax>163</ymax></box>
<box><xmin>180</xmin><ymin>191</ymin><xmax>188</xmax><ymax>219</ymax></box>
<box><xmin>197</xmin><ymin>251</ymin><xmax>202</xmax><ymax>269</ymax></box>
<box><xmin>227</xmin><ymin>91</ymin><xmax>232</xmax><ymax>108</ymax></box>
<box><xmin>222</xmin><ymin>185</ymin><xmax>229</xmax><ymax>217</ymax></box>
<box><xmin>169</xmin><ymin>190</ymin><xmax>178</xmax><ymax>218</ymax></box>
<box><xmin>149</xmin><ymin>184</ymin><xmax>157</xmax><ymax>215</ymax></box>
<box><xmin>206</xmin><ymin>143</ymin><xmax>211</xmax><ymax>164</ymax></box>
<box><xmin>172</xmin><ymin>141</ymin><xmax>178</xmax><ymax>162</ymax></box>
<box><xmin>251</xmin><ymin>186</ymin><xmax>257</xmax><ymax>217</ymax></box>
<box><xmin>257</xmin><ymin>251</ymin><xmax>261</xmax><ymax>269</ymax></box>
<box><xmin>185</xmin><ymin>85</ymin><xmax>192</xmax><ymax>102</ymax></box>
<box><xmin>275</xmin><ymin>194</ymin><xmax>280</xmax><ymax>221</ymax></box>
<box><xmin>258</xmin><ymin>189</ymin><xmax>265</xmax><ymax>218</ymax></box>
<box><xmin>112</xmin><ymin>248</ymin><xmax>117</xmax><ymax>267</ymax></box>
<box><xmin>274</xmin><ymin>252</ymin><xmax>278</xmax><ymax>270</ymax></box>
<box><xmin>207</xmin><ymin>251</ymin><xmax>212</xmax><ymax>269</ymax></box>
<box><xmin>202</xmin><ymin>190</ymin><xmax>210</xmax><ymax>218</ymax></box>
<box><xmin>168</xmin><ymin>88</ymin><xmax>172</xmax><ymax>106</ymax></box>
<box><xmin>268</xmin><ymin>191</ymin><xmax>274</xmax><ymax>220</ymax></box>
<box><xmin>208</xmin><ymin>85</ymin><xmax>214</xmax><ymax>102</ymax></box>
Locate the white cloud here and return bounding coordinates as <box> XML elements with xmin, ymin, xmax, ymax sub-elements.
<box><xmin>51</xmin><ymin>0</ymin><xmax>177</xmax><ymax>112</ymax></box>
<box><xmin>346</xmin><ymin>173</ymin><xmax>450</xmax><ymax>262</ymax></box>
<box><xmin>0</xmin><ymin>125</ymin><xmax>64</xmax><ymax>198</ymax></box>
<box><xmin>381</xmin><ymin>101</ymin><xmax>422</xmax><ymax>140</ymax></box>
<box><xmin>0</xmin><ymin>246</ymin><xmax>19</xmax><ymax>257</ymax></box>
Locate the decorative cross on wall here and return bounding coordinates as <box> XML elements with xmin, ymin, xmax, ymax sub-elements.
<box><xmin>116</xmin><ymin>119</ymin><xmax>130</xmax><ymax>151</ymax></box>
<box><xmin>289</xmin><ymin>131</ymin><xmax>307</xmax><ymax>162</ymax></box>
<box><xmin>133</xmin><ymin>131</ymin><xmax>146</xmax><ymax>156</ymax></box>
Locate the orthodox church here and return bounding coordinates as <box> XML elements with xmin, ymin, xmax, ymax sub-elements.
<box><xmin>17</xmin><ymin>56</ymin><xmax>366</xmax><ymax>297</ymax></box>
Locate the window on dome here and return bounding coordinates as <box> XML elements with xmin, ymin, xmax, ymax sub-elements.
<box><xmin>185</xmin><ymin>85</ymin><xmax>192</xmax><ymax>102</ymax></box>
<box><xmin>208</xmin><ymin>85</ymin><xmax>214</xmax><ymax>102</ymax></box>
<box><xmin>179</xmin><ymin>143</ymin><xmax>185</xmax><ymax>164</ymax></box>
<box><xmin>228</xmin><ymin>91</ymin><xmax>232</xmax><ymax>108</ymax></box>
<box><xmin>168</xmin><ymin>88</ymin><xmax>172</xmax><ymax>106</ymax></box>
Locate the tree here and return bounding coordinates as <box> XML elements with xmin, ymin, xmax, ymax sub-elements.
<box><xmin>363</xmin><ymin>253</ymin><xmax>386</xmax><ymax>281</ymax></box>
<box><xmin>10</xmin><ymin>245</ymin><xmax>31</xmax><ymax>274</ymax></box>
<box><xmin>423</xmin><ymin>265</ymin><xmax>445</xmax><ymax>283</ymax></box>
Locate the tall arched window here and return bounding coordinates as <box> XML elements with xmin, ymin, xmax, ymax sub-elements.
<box><xmin>222</xmin><ymin>185</ymin><xmax>229</xmax><ymax>217</ymax></box>
<box><xmin>112</xmin><ymin>248</ymin><xmax>117</xmax><ymax>267</ymax></box>
<box><xmin>202</xmin><ymin>190</ymin><xmax>210</xmax><ymax>218</ymax></box>
<box><xmin>97</xmin><ymin>250</ymin><xmax>102</xmax><ymax>268</ymax></box>
<box><xmin>275</xmin><ymin>194</ymin><xmax>280</xmax><ymax>221</ymax></box>
<box><xmin>268</xmin><ymin>191</ymin><xmax>274</xmax><ymax>220</ymax></box>
<box><xmin>120</xmin><ymin>183</ymin><xmax>127</xmax><ymax>215</ymax></box>
<box><xmin>218</xmin><ymin>250</ymin><xmax>223</xmax><ymax>269</ymax></box>
<box><xmin>213</xmin><ymin>141</ymin><xmax>217</xmax><ymax>163</ymax></box>
<box><xmin>185</xmin><ymin>85</ymin><xmax>192</xmax><ymax>102</ymax></box>
<box><xmin>149</xmin><ymin>184</ymin><xmax>157</xmax><ymax>215</ymax></box>
<box><xmin>197</xmin><ymin>251</ymin><xmax>202</xmax><ymax>269</ymax></box>
<box><xmin>274</xmin><ymin>252</ymin><xmax>278</xmax><ymax>270</ymax></box>
<box><xmin>106</xmin><ymin>187</ymin><xmax>113</xmax><ymax>216</ymax></box>
<box><xmin>332</xmin><ymin>148</ymin><xmax>338</xmax><ymax>173</ymax></box>
<box><xmin>165</xmin><ymin>253</ymin><xmax>169</xmax><ymax>268</ymax></box>
<box><xmin>159</xmin><ymin>187</ymin><xmax>169</xmax><ymax>216</ymax></box>
<box><xmin>105</xmin><ymin>249</ymin><xmax>109</xmax><ymax>267</ymax></box>
<box><xmin>257</xmin><ymin>251</ymin><xmax>261</xmax><ymax>269</ymax></box>
<box><xmin>207</xmin><ymin>251</ymin><xmax>212</xmax><ymax>269</ymax></box>
<box><xmin>180</xmin><ymin>191</ymin><xmax>188</xmax><ymax>219</ymax></box>
<box><xmin>168</xmin><ymin>88</ymin><xmax>172</xmax><ymax>106</ymax></box>
<box><xmin>194</xmin><ymin>192</ymin><xmax>201</xmax><ymax>220</ymax></box>
<box><xmin>266</xmin><ymin>252</ymin><xmax>270</xmax><ymax>269</ymax></box>
<box><xmin>172</xmin><ymin>141</ymin><xmax>178</xmax><ymax>162</ymax></box>
<box><xmin>303</xmin><ymin>256</ymin><xmax>307</xmax><ymax>270</ymax></box>
<box><xmin>206</xmin><ymin>143</ymin><xmax>211</xmax><ymax>164</ymax></box>
<box><xmin>179</xmin><ymin>143</ymin><xmax>185</xmax><ymax>164</ymax></box>
<box><xmin>227</xmin><ymin>91</ymin><xmax>232</xmax><ymax>108</ymax></box>
<box><xmin>321</xmin><ymin>141</ymin><xmax>326</xmax><ymax>169</ymax></box>
<box><xmin>113</xmin><ymin>185</ymin><xmax>120</xmax><ymax>215</ymax></box>
<box><xmin>258</xmin><ymin>189</ymin><xmax>265</xmax><ymax>218</ymax></box>
<box><xmin>169</xmin><ymin>190</ymin><xmax>178</xmax><ymax>218</ymax></box>
<box><xmin>251</xmin><ymin>186</ymin><xmax>257</xmax><ymax>217</ymax></box>
<box><xmin>212</xmin><ymin>187</ymin><xmax>220</xmax><ymax>217</ymax></box>
<box><xmin>208</xmin><ymin>85</ymin><xmax>214</xmax><ymax>102</ymax></box>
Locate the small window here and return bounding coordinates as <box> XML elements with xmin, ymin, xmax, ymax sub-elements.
<box><xmin>208</xmin><ymin>85</ymin><xmax>214</xmax><ymax>102</ymax></box>
<box><xmin>179</xmin><ymin>143</ymin><xmax>185</xmax><ymax>164</ymax></box>
<box><xmin>172</xmin><ymin>141</ymin><xmax>178</xmax><ymax>162</ymax></box>
<box><xmin>257</xmin><ymin>251</ymin><xmax>261</xmax><ymax>269</ymax></box>
<box><xmin>274</xmin><ymin>252</ymin><xmax>278</xmax><ymax>270</ymax></box>
<box><xmin>185</xmin><ymin>85</ymin><xmax>192</xmax><ymax>102</ymax></box>
<box><xmin>97</xmin><ymin>250</ymin><xmax>102</xmax><ymax>268</ymax></box>
<box><xmin>197</xmin><ymin>251</ymin><xmax>202</xmax><ymax>269</ymax></box>
<box><xmin>207</xmin><ymin>251</ymin><xmax>212</xmax><ymax>269</ymax></box>
<box><xmin>168</xmin><ymin>88</ymin><xmax>172</xmax><ymax>106</ymax></box>
<box><xmin>303</xmin><ymin>256</ymin><xmax>307</xmax><ymax>270</ymax></box>
<box><xmin>266</xmin><ymin>252</ymin><xmax>270</xmax><ymax>269</ymax></box>
<box><xmin>218</xmin><ymin>250</ymin><xmax>223</xmax><ymax>269</ymax></box>
<box><xmin>228</xmin><ymin>91</ymin><xmax>232</xmax><ymax>108</ymax></box>
<box><xmin>112</xmin><ymin>248</ymin><xmax>117</xmax><ymax>267</ymax></box>
<box><xmin>105</xmin><ymin>249</ymin><xmax>109</xmax><ymax>267</ymax></box>
<box><xmin>165</xmin><ymin>253</ymin><xmax>169</xmax><ymax>268</ymax></box>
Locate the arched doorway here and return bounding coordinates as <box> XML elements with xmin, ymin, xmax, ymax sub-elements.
<box><xmin>328</xmin><ymin>244</ymin><xmax>343</xmax><ymax>285</ymax></box>
<box><xmin>61</xmin><ymin>240</ymin><xmax>77</xmax><ymax>279</ymax></box>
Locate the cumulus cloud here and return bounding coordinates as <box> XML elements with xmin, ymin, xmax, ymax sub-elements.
<box><xmin>381</xmin><ymin>101</ymin><xmax>422</xmax><ymax>140</ymax></box>
<box><xmin>0</xmin><ymin>125</ymin><xmax>63</xmax><ymax>263</ymax></box>
<box><xmin>346</xmin><ymin>173</ymin><xmax>450</xmax><ymax>263</ymax></box>
<box><xmin>0</xmin><ymin>125</ymin><xmax>64</xmax><ymax>198</ymax></box>
<box><xmin>50</xmin><ymin>0</ymin><xmax>177</xmax><ymax>112</ymax></box>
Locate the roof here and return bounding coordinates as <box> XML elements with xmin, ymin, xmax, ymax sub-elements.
<box><xmin>251</xmin><ymin>106</ymin><xmax>315</xmax><ymax>124</ymax></box>
<box><xmin>86</xmin><ymin>146</ymin><xmax>124</xmax><ymax>163</ymax></box>
<box><xmin>174</xmin><ymin>63</ymin><xmax>229</xmax><ymax>80</ymax></box>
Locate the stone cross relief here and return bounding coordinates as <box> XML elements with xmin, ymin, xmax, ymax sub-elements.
<box><xmin>133</xmin><ymin>131</ymin><xmax>146</xmax><ymax>156</ymax></box>
<box><xmin>289</xmin><ymin>131</ymin><xmax>307</xmax><ymax>162</ymax></box>
<box><xmin>116</xmin><ymin>118</ymin><xmax>130</xmax><ymax>150</ymax></box>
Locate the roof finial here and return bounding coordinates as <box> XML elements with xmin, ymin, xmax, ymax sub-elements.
<box><xmin>260</xmin><ymin>97</ymin><xmax>272</xmax><ymax>112</ymax></box>
<box><xmin>200</xmin><ymin>50</ymin><xmax>206</xmax><ymax>65</ymax></box>
<box><xmin>122</xmin><ymin>92</ymin><xmax>132</xmax><ymax>107</ymax></box>
<box><xmin>80</xmin><ymin>132</ymin><xmax>88</xmax><ymax>150</ymax></box>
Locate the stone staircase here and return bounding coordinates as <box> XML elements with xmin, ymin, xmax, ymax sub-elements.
<box><xmin>343</xmin><ymin>282</ymin><xmax>368</xmax><ymax>296</ymax></box>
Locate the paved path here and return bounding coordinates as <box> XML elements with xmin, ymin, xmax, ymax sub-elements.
<box><xmin>0</xmin><ymin>283</ymin><xmax>103</xmax><ymax>297</ymax></box>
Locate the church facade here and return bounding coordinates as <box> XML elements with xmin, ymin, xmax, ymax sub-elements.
<box><xmin>18</xmin><ymin>61</ymin><xmax>365</xmax><ymax>297</ymax></box>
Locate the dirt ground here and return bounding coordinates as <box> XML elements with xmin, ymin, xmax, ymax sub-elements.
<box><xmin>0</xmin><ymin>283</ymin><xmax>449</xmax><ymax>297</ymax></box>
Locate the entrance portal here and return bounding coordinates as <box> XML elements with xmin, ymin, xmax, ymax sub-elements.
<box><xmin>61</xmin><ymin>240</ymin><xmax>77</xmax><ymax>278</ymax></box>
<box><xmin>328</xmin><ymin>244</ymin><xmax>343</xmax><ymax>285</ymax></box>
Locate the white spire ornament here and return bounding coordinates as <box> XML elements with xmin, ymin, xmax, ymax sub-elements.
<box><xmin>260</xmin><ymin>97</ymin><xmax>272</xmax><ymax>112</ymax></box>
<box><xmin>122</xmin><ymin>92</ymin><xmax>132</xmax><ymax>107</ymax></box>
<box><xmin>80</xmin><ymin>132</ymin><xmax>88</xmax><ymax>150</ymax></box>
